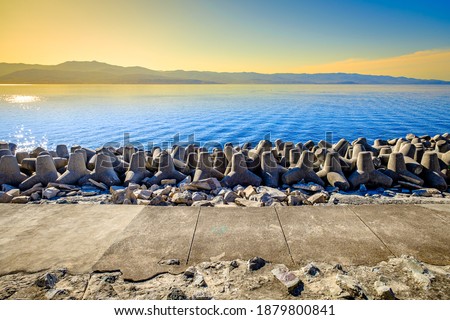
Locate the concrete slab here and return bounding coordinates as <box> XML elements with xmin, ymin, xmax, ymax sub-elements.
<box><xmin>418</xmin><ymin>204</ymin><xmax>450</xmax><ymax>223</ymax></box>
<box><xmin>93</xmin><ymin>207</ymin><xmax>199</xmax><ymax>281</ymax></box>
<box><xmin>0</xmin><ymin>204</ymin><xmax>142</xmax><ymax>275</ymax></box>
<box><xmin>189</xmin><ymin>207</ymin><xmax>293</xmax><ymax>266</ymax></box>
<box><xmin>352</xmin><ymin>205</ymin><xmax>450</xmax><ymax>265</ymax></box>
<box><xmin>276</xmin><ymin>206</ymin><xmax>392</xmax><ymax>266</ymax></box>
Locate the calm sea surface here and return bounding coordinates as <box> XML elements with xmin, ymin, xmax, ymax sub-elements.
<box><xmin>0</xmin><ymin>84</ymin><xmax>449</xmax><ymax>151</ymax></box>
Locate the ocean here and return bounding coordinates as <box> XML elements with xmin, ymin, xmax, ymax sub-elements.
<box><xmin>0</xmin><ymin>84</ymin><xmax>449</xmax><ymax>151</ymax></box>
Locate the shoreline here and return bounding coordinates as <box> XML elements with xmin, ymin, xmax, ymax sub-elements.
<box><xmin>1</xmin><ymin>133</ymin><xmax>449</xmax><ymax>207</ymax></box>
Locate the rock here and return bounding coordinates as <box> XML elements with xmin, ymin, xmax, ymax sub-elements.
<box><xmin>223</xmin><ymin>191</ymin><xmax>238</xmax><ymax>203</ymax></box>
<box><xmin>403</xmin><ymin>257</ymin><xmax>435</xmax><ymax>289</ymax></box>
<box><xmin>152</xmin><ymin>186</ymin><xmax>170</xmax><ymax>196</ymax></box>
<box><xmin>272</xmin><ymin>264</ymin><xmax>303</xmax><ymax>294</ymax></box>
<box><xmin>184</xmin><ymin>266</ymin><xmax>196</xmax><ymax>278</ymax></box>
<box><xmin>159</xmin><ymin>259</ymin><xmax>180</xmax><ymax>265</ymax></box>
<box><xmin>287</xmin><ymin>195</ymin><xmax>304</xmax><ymax>206</ymax></box>
<box><xmin>235</xmin><ymin>198</ymin><xmax>263</xmax><ymax>207</ymax></box>
<box><xmin>250</xmin><ymin>192</ymin><xmax>273</xmax><ymax>206</ymax></box>
<box><xmin>20</xmin><ymin>183</ymin><xmax>44</xmax><ymax>196</ymax></box>
<box><xmin>43</xmin><ymin>187</ymin><xmax>60</xmax><ymax>199</ymax></box>
<box><xmin>136</xmin><ymin>199</ymin><xmax>150</xmax><ymax>205</ymax></box>
<box><xmin>304</xmin><ymin>263</ymin><xmax>320</xmax><ymax>276</ymax></box>
<box><xmin>30</xmin><ymin>191</ymin><xmax>41</xmax><ymax>201</ymax></box>
<box><xmin>35</xmin><ymin>273</ymin><xmax>58</xmax><ymax>289</ymax></box>
<box><xmin>307</xmin><ymin>192</ymin><xmax>328</xmax><ymax>204</ymax></box>
<box><xmin>172</xmin><ymin>191</ymin><xmax>191</xmax><ymax>204</ymax></box>
<box><xmin>256</xmin><ymin>186</ymin><xmax>287</xmax><ymax>201</ymax></box>
<box><xmin>0</xmin><ymin>191</ymin><xmax>13</xmax><ymax>203</ymax></box>
<box><xmin>88</xmin><ymin>179</ymin><xmax>108</xmax><ymax>190</ymax></box>
<box><xmin>161</xmin><ymin>179</ymin><xmax>177</xmax><ymax>185</ymax></box>
<box><xmin>398</xmin><ymin>180</ymin><xmax>423</xmax><ymax>190</ymax></box>
<box><xmin>134</xmin><ymin>189</ymin><xmax>152</xmax><ymax>200</ymax></box>
<box><xmin>244</xmin><ymin>185</ymin><xmax>256</xmax><ymax>198</ymax></box>
<box><xmin>192</xmin><ymin>191</ymin><xmax>206</xmax><ymax>202</ymax></box>
<box><xmin>412</xmin><ymin>188</ymin><xmax>442</xmax><ymax>197</ymax></box>
<box><xmin>374</xmin><ymin>281</ymin><xmax>396</xmax><ymax>300</ymax></box>
<box><xmin>191</xmin><ymin>200</ymin><xmax>213</xmax><ymax>207</ymax></box>
<box><xmin>148</xmin><ymin>195</ymin><xmax>163</xmax><ymax>205</ymax></box>
<box><xmin>292</xmin><ymin>182</ymin><xmax>325</xmax><ymax>192</ymax></box>
<box><xmin>167</xmin><ymin>288</ymin><xmax>187</xmax><ymax>300</ymax></box>
<box><xmin>210</xmin><ymin>195</ymin><xmax>225</xmax><ymax>206</ymax></box>
<box><xmin>230</xmin><ymin>260</ymin><xmax>239</xmax><ymax>269</ymax></box>
<box><xmin>248</xmin><ymin>257</ymin><xmax>266</xmax><ymax>271</ymax></box>
<box><xmin>110</xmin><ymin>186</ymin><xmax>126</xmax><ymax>204</ymax></box>
<box><xmin>11</xmin><ymin>196</ymin><xmax>30</xmax><ymax>203</ymax></box>
<box><xmin>336</xmin><ymin>274</ymin><xmax>367</xmax><ymax>299</ymax></box>
<box><xmin>193</xmin><ymin>273</ymin><xmax>207</xmax><ymax>287</ymax></box>
<box><xmin>191</xmin><ymin>291</ymin><xmax>213</xmax><ymax>300</ymax></box>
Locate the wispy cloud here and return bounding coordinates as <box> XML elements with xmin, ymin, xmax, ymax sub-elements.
<box><xmin>298</xmin><ymin>49</ymin><xmax>450</xmax><ymax>80</ymax></box>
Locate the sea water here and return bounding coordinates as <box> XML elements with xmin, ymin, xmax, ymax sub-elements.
<box><xmin>0</xmin><ymin>84</ymin><xmax>449</xmax><ymax>151</ymax></box>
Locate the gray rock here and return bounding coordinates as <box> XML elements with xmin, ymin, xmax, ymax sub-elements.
<box><xmin>35</xmin><ymin>273</ymin><xmax>59</xmax><ymax>289</ymax></box>
<box><xmin>235</xmin><ymin>198</ymin><xmax>263</xmax><ymax>207</ymax></box>
<box><xmin>159</xmin><ymin>259</ymin><xmax>180</xmax><ymax>265</ymax></box>
<box><xmin>11</xmin><ymin>196</ymin><xmax>30</xmax><ymax>203</ymax></box>
<box><xmin>304</xmin><ymin>263</ymin><xmax>320</xmax><ymax>276</ymax></box>
<box><xmin>272</xmin><ymin>264</ymin><xmax>302</xmax><ymax>293</ymax></box>
<box><xmin>192</xmin><ymin>191</ymin><xmax>206</xmax><ymax>202</ymax></box>
<box><xmin>248</xmin><ymin>257</ymin><xmax>266</xmax><ymax>271</ymax></box>
<box><xmin>42</xmin><ymin>187</ymin><xmax>60</xmax><ymax>199</ymax></box>
<box><xmin>167</xmin><ymin>287</ymin><xmax>187</xmax><ymax>300</ymax></box>
<box><xmin>184</xmin><ymin>266</ymin><xmax>196</xmax><ymax>278</ymax></box>
<box><xmin>223</xmin><ymin>191</ymin><xmax>238</xmax><ymax>203</ymax></box>
<box><xmin>256</xmin><ymin>186</ymin><xmax>287</xmax><ymax>201</ymax></box>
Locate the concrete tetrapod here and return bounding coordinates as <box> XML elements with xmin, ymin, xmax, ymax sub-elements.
<box><xmin>124</xmin><ymin>151</ymin><xmax>152</xmax><ymax>186</ymax></box>
<box><xmin>420</xmin><ymin>151</ymin><xmax>448</xmax><ymax>191</ymax></box>
<box><xmin>79</xmin><ymin>153</ymin><xmax>121</xmax><ymax>187</ymax></box>
<box><xmin>193</xmin><ymin>152</ymin><xmax>224</xmax><ymax>181</ymax></box>
<box><xmin>19</xmin><ymin>155</ymin><xmax>60</xmax><ymax>190</ymax></box>
<box><xmin>221</xmin><ymin>152</ymin><xmax>262</xmax><ymax>188</ymax></box>
<box><xmin>384</xmin><ymin>152</ymin><xmax>424</xmax><ymax>186</ymax></box>
<box><xmin>348</xmin><ymin>151</ymin><xmax>393</xmax><ymax>189</ymax></box>
<box><xmin>212</xmin><ymin>150</ymin><xmax>227</xmax><ymax>174</ymax></box>
<box><xmin>317</xmin><ymin>151</ymin><xmax>350</xmax><ymax>190</ymax></box>
<box><xmin>260</xmin><ymin>150</ymin><xmax>287</xmax><ymax>187</ymax></box>
<box><xmin>282</xmin><ymin>150</ymin><xmax>324</xmax><ymax>186</ymax></box>
<box><xmin>0</xmin><ymin>155</ymin><xmax>28</xmax><ymax>186</ymax></box>
<box><xmin>56</xmin><ymin>144</ymin><xmax>69</xmax><ymax>159</ymax></box>
<box><xmin>143</xmin><ymin>151</ymin><xmax>187</xmax><ymax>185</ymax></box>
<box><xmin>56</xmin><ymin>151</ymin><xmax>90</xmax><ymax>185</ymax></box>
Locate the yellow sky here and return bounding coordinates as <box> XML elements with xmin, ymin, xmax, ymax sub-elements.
<box><xmin>298</xmin><ymin>49</ymin><xmax>450</xmax><ymax>80</ymax></box>
<box><xmin>1</xmin><ymin>1</ymin><xmax>449</xmax><ymax>80</ymax></box>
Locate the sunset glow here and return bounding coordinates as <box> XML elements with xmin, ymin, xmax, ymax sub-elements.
<box><xmin>1</xmin><ymin>0</ymin><xmax>449</xmax><ymax>79</ymax></box>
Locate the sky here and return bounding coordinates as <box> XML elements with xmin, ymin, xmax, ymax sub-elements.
<box><xmin>1</xmin><ymin>0</ymin><xmax>450</xmax><ymax>80</ymax></box>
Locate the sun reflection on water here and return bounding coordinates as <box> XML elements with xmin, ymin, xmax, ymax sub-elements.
<box><xmin>4</xmin><ymin>95</ymin><xmax>41</xmax><ymax>104</ymax></box>
<box><xmin>8</xmin><ymin>125</ymin><xmax>48</xmax><ymax>152</ymax></box>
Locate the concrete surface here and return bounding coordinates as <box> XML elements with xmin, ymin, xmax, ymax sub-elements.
<box><xmin>93</xmin><ymin>207</ymin><xmax>199</xmax><ymax>281</ymax></box>
<box><xmin>0</xmin><ymin>204</ymin><xmax>142</xmax><ymax>275</ymax></box>
<box><xmin>0</xmin><ymin>203</ymin><xmax>449</xmax><ymax>281</ymax></box>
<box><xmin>188</xmin><ymin>207</ymin><xmax>293</xmax><ymax>266</ymax></box>
<box><xmin>276</xmin><ymin>206</ymin><xmax>393</xmax><ymax>265</ymax></box>
<box><xmin>351</xmin><ymin>205</ymin><xmax>450</xmax><ymax>265</ymax></box>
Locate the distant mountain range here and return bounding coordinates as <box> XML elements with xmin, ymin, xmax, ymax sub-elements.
<box><xmin>0</xmin><ymin>61</ymin><xmax>448</xmax><ymax>84</ymax></box>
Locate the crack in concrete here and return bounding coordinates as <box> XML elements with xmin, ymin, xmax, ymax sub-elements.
<box><xmin>81</xmin><ymin>273</ymin><xmax>92</xmax><ymax>300</ymax></box>
<box><xmin>186</xmin><ymin>206</ymin><xmax>201</xmax><ymax>265</ymax></box>
<box><xmin>274</xmin><ymin>207</ymin><xmax>295</xmax><ymax>266</ymax></box>
<box><xmin>348</xmin><ymin>207</ymin><xmax>397</xmax><ymax>258</ymax></box>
